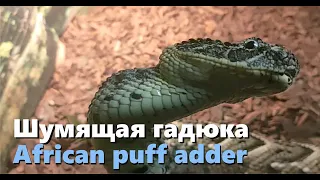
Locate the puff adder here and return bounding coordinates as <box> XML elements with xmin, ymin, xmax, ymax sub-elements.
<box><xmin>87</xmin><ymin>37</ymin><xmax>300</xmax><ymax>174</ymax></box>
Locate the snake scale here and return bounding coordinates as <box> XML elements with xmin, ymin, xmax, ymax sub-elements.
<box><xmin>87</xmin><ymin>37</ymin><xmax>301</xmax><ymax>174</ymax></box>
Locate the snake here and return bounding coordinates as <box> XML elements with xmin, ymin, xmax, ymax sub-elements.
<box><xmin>87</xmin><ymin>37</ymin><xmax>300</xmax><ymax>174</ymax></box>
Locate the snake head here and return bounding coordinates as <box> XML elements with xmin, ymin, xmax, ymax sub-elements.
<box><xmin>160</xmin><ymin>37</ymin><xmax>300</xmax><ymax>100</ymax></box>
<box><xmin>236</xmin><ymin>37</ymin><xmax>300</xmax><ymax>83</ymax></box>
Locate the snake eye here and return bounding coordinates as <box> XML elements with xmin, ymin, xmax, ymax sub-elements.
<box><xmin>244</xmin><ymin>40</ymin><xmax>259</xmax><ymax>49</ymax></box>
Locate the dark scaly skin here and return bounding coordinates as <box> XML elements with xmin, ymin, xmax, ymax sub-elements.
<box><xmin>87</xmin><ymin>37</ymin><xmax>300</xmax><ymax>173</ymax></box>
<box><xmin>165</xmin><ymin>121</ymin><xmax>320</xmax><ymax>174</ymax></box>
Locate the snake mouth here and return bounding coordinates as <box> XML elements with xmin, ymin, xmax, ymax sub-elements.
<box><xmin>265</xmin><ymin>71</ymin><xmax>293</xmax><ymax>89</ymax></box>
<box><xmin>236</xmin><ymin>69</ymin><xmax>293</xmax><ymax>91</ymax></box>
<box><xmin>236</xmin><ymin>68</ymin><xmax>293</xmax><ymax>85</ymax></box>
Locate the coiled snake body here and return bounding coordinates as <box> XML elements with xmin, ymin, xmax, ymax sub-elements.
<box><xmin>87</xmin><ymin>37</ymin><xmax>300</xmax><ymax>173</ymax></box>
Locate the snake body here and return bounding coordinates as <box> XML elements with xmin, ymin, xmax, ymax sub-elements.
<box><xmin>87</xmin><ymin>37</ymin><xmax>300</xmax><ymax>173</ymax></box>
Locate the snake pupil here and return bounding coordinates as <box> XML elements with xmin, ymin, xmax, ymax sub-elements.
<box><xmin>244</xmin><ymin>41</ymin><xmax>257</xmax><ymax>49</ymax></box>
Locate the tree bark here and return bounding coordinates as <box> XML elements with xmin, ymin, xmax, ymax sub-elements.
<box><xmin>0</xmin><ymin>6</ymin><xmax>83</xmax><ymax>174</ymax></box>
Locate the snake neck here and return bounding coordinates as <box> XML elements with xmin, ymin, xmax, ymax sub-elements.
<box><xmin>88</xmin><ymin>67</ymin><xmax>221</xmax><ymax>128</ymax></box>
<box><xmin>157</xmin><ymin>49</ymin><xmax>257</xmax><ymax>105</ymax></box>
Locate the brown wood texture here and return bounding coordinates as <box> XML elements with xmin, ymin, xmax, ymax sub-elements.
<box><xmin>0</xmin><ymin>6</ymin><xmax>81</xmax><ymax>174</ymax></box>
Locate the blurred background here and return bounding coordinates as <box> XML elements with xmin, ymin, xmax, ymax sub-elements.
<box><xmin>0</xmin><ymin>6</ymin><xmax>319</xmax><ymax>174</ymax></box>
